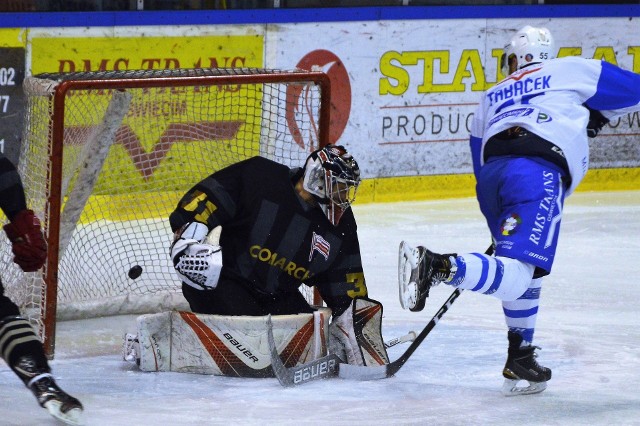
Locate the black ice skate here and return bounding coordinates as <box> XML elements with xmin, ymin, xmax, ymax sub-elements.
<box><xmin>14</xmin><ymin>355</ymin><xmax>84</xmax><ymax>425</ymax></box>
<box><xmin>398</xmin><ymin>241</ymin><xmax>457</xmax><ymax>312</ymax></box>
<box><xmin>501</xmin><ymin>331</ymin><xmax>552</xmax><ymax>396</ymax></box>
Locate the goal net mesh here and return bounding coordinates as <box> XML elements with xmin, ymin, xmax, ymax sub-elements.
<box><xmin>0</xmin><ymin>68</ymin><xmax>329</xmax><ymax>356</ymax></box>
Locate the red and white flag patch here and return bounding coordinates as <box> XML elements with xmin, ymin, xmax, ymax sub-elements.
<box><xmin>309</xmin><ymin>232</ymin><xmax>330</xmax><ymax>261</ymax></box>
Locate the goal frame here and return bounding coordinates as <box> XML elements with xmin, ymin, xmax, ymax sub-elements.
<box><xmin>35</xmin><ymin>69</ymin><xmax>331</xmax><ymax>357</ymax></box>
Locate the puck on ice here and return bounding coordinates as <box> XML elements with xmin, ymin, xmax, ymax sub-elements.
<box><xmin>128</xmin><ymin>265</ymin><xmax>143</xmax><ymax>279</ymax></box>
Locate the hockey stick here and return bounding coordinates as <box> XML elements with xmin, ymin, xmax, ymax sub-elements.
<box><xmin>384</xmin><ymin>331</ymin><xmax>416</xmax><ymax>349</ymax></box>
<box><xmin>266</xmin><ymin>289</ymin><xmax>461</xmax><ymax>385</ymax></box>
<box><xmin>269</xmin><ymin>244</ymin><xmax>494</xmax><ymax>385</ymax></box>
<box><xmin>266</xmin><ymin>326</ymin><xmax>418</xmax><ymax>386</ymax></box>
<box><xmin>338</xmin><ymin>287</ymin><xmax>463</xmax><ymax>380</ymax></box>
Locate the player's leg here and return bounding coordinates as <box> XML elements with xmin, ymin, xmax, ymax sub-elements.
<box><xmin>0</xmin><ymin>280</ymin><xmax>82</xmax><ymax>424</ymax></box>
<box><xmin>399</xmin><ymin>245</ymin><xmax>535</xmax><ymax>311</ymax></box>
<box><xmin>501</xmin><ymin>277</ymin><xmax>551</xmax><ymax>395</ymax></box>
<box><xmin>503</xmin><ymin>277</ymin><xmax>543</xmax><ymax>346</ymax></box>
<box><xmin>401</xmin><ymin>157</ymin><xmax>566</xmax><ymax>393</ymax></box>
<box><xmin>403</xmin><ymin>157</ymin><xmax>566</xmax><ymax>306</ymax></box>
<box><xmin>481</xmin><ymin>157</ymin><xmax>563</xmax><ymax>394</ymax></box>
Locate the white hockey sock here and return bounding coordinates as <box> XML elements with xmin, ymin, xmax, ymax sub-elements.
<box><xmin>451</xmin><ymin>254</ymin><xmax>535</xmax><ymax>301</ymax></box>
<box><xmin>503</xmin><ymin>278</ymin><xmax>543</xmax><ymax>344</ymax></box>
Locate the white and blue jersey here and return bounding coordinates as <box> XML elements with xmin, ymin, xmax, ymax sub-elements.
<box><xmin>470</xmin><ymin>56</ymin><xmax>640</xmax><ymax>195</ymax></box>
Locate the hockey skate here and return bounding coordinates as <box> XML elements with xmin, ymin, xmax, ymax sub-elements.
<box><xmin>122</xmin><ymin>333</ymin><xmax>140</xmax><ymax>365</ymax></box>
<box><xmin>32</xmin><ymin>375</ymin><xmax>84</xmax><ymax>425</ymax></box>
<box><xmin>398</xmin><ymin>241</ymin><xmax>457</xmax><ymax>312</ymax></box>
<box><xmin>501</xmin><ymin>331</ymin><xmax>552</xmax><ymax>396</ymax></box>
<box><xmin>13</xmin><ymin>355</ymin><xmax>83</xmax><ymax>425</ymax></box>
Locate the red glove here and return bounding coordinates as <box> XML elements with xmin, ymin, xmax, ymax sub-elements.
<box><xmin>3</xmin><ymin>209</ymin><xmax>47</xmax><ymax>272</ymax></box>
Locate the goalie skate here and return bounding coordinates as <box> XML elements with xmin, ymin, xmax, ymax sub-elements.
<box><xmin>122</xmin><ymin>333</ymin><xmax>140</xmax><ymax>365</ymax></box>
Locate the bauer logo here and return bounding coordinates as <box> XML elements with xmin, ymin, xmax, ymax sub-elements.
<box><xmin>287</xmin><ymin>50</ymin><xmax>351</xmax><ymax>149</ymax></box>
<box><xmin>293</xmin><ymin>357</ymin><xmax>337</xmax><ymax>384</ymax></box>
<box><xmin>223</xmin><ymin>333</ymin><xmax>259</xmax><ymax>363</ymax></box>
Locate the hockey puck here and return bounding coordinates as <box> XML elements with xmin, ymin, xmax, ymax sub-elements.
<box><xmin>128</xmin><ymin>265</ymin><xmax>143</xmax><ymax>280</ymax></box>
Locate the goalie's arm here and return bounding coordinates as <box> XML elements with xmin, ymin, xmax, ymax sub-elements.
<box><xmin>310</xmin><ymin>229</ymin><xmax>369</xmax><ymax>315</ymax></box>
<box><xmin>168</xmin><ymin>160</ymin><xmax>252</xmax><ymax>233</ymax></box>
<box><xmin>311</xmin><ymin>260</ymin><xmax>368</xmax><ymax>317</ymax></box>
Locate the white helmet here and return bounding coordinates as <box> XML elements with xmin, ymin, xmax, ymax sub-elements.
<box><xmin>501</xmin><ymin>25</ymin><xmax>555</xmax><ymax>75</ymax></box>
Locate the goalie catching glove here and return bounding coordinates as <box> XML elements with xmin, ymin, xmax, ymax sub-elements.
<box><xmin>329</xmin><ymin>296</ymin><xmax>389</xmax><ymax>366</ymax></box>
<box><xmin>170</xmin><ymin>221</ymin><xmax>222</xmax><ymax>290</ymax></box>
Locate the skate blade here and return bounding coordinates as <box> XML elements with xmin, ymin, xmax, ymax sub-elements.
<box><xmin>398</xmin><ymin>241</ymin><xmax>420</xmax><ymax>310</ymax></box>
<box><xmin>44</xmin><ymin>400</ymin><xmax>84</xmax><ymax>425</ymax></box>
<box><xmin>400</xmin><ymin>241</ymin><xmax>419</xmax><ymax>268</ymax></box>
<box><xmin>501</xmin><ymin>378</ymin><xmax>547</xmax><ymax>396</ymax></box>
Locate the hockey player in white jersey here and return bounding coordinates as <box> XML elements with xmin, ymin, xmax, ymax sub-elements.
<box><xmin>399</xmin><ymin>25</ymin><xmax>640</xmax><ymax>395</ymax></box>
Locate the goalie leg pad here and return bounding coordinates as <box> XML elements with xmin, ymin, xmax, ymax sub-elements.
<box><xmin>329</xmin><ymin>297</ymin><xmax>389</xmax><ymax>366</ymax></box>
<box><xmin>135</xmin><ymin>312</ymin><xmax>172</xmax><ymax>372</ymax></box>
<box><xmin>126</xmin><ymin>308</ymin><xmax>331</xmax><ymax>376</ymax></box>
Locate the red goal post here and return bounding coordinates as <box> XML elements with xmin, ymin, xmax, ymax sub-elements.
<box><xmin>1</xmin><ymin>68</ymin><xmax>330</xmax><ymax>358</ymax></box>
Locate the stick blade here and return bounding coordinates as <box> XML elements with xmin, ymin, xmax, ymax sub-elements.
<box><xmin>267</xmin><ymin>315</ymin><xmax>340</xmax><ymax>387</ymax></box>
<box><xmin>338</xmin><ymin>363</ymin><xmax>389</xmax><ymax>381</ymax></box>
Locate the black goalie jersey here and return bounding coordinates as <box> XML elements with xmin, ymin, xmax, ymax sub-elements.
<box><xmin>169</xmin><ymin>156</ymin><xmax>367</xmax><ymax>315</ymax></box>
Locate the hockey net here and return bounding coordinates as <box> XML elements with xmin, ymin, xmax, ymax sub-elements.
<box><xmin>0</xmin><ymin>68</ymin><xmax>330</xmax><ymax>357</ymax></box>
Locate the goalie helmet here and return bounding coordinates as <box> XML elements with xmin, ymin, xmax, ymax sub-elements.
<box><xmin>302</xmin><ymin>144</ymin><xmax>361</xmax><ymax>226</ymax></box>
<box><xmin>501</xmin><ymin>25</ymin><xmax>555</xmax><ymax>76</ymax></box>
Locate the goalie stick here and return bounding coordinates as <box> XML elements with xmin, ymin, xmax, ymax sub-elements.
<box><xmin>266</xmin><ymin>316</ymin><xmax>340</xmax><ymax>386</ymax></box>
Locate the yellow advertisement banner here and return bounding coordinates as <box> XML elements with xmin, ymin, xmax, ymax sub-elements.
<box><xmin>29</xmin><ymin>35</ymin><xmax>265</xmax><ymax>221</ymax></box>
<box><xmin>31</xmin><ymin>35</ymin><xmax>263</xmax><ymax>74</ymax></box>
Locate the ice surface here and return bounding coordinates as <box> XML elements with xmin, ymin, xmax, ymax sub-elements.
<box><xmin>2</xmin><ymin>191</ymin><xmax>639</xmax><ymax>425</ymax></box>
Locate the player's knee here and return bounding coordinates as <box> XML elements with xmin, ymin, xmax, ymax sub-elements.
<box><xmin>493</xmin><ymin>257</ymin><xmax>535</xmax><ymax>301</ymax></box>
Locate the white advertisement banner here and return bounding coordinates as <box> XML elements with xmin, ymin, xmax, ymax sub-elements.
<box><xmin>267</xmin><ymin>18</ymin><xmax>640</xmax><ymax>179</ymax></box>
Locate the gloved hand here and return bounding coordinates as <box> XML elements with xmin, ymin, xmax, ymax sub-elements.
<box><xmin>170</xmin><ymin>222</ymin><xmax>222</xmax><ymax>290</ymax></box>
<box><xmin>584</xmin><ymin>104</ymin><xmax>609</xmax><ymax>138</ymax></box>
<box><xmin>4</xmin><ymin>209</ymin><xmax>47</xmax><ymax>272</ymax></box>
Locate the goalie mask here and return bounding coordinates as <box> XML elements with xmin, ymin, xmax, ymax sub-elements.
<box><xmin>302</xmin><ymin>144</ymin><xmax>361</xmax><ymax>226</ymax></box>
<box><xmin>500</xmin><ymin>25</ymin><xmax>555</xmax><ymax>76</ymax></box>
